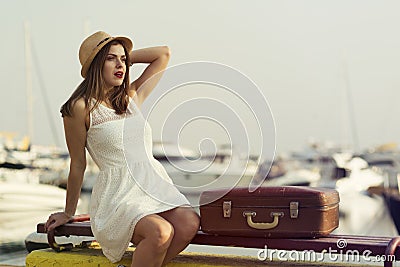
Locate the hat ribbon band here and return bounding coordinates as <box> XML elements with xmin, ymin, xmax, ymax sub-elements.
<box><xmin>97</xmin><ymin>37</ymin><xmax>111</xmax><ymax>47</ymax></box>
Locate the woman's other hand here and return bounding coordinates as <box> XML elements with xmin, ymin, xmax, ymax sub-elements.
<box><xmin>44</xmin><ymin>211</ymin><xmax>73</xmax><ymax>232</ymax></box>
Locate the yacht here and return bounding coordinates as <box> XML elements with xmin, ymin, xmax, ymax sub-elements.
<box><xmin>152</xmin><ymin>142</ymin><xmax>259</xmax><ymax>195</ymax></box>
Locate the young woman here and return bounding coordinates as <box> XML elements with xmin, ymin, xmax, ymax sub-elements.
<box><xmin>44</xmin><ymin>31</ymin><xmax>200</xmax><ymax>267</ymax></box>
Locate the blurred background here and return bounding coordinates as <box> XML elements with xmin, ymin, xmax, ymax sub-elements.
<box><xmin>2</xmin><ymin>0</ymin><xmax>400</xmax><ymax>265</ymax></box>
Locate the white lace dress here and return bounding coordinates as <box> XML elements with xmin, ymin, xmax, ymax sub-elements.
<box><xmin>86</xmin><ymin>98</ymin><xmax>190</xmax><ymax>263</ymax></box>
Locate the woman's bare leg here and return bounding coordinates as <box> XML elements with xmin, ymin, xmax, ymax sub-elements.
<box><xmin>130</xmin><ymin>214</ymin><xmax>174</xmax><ymax>267</ymax></box>
<box><xmin>158</xmin><ymin>207</ymin><xmax>200</xmax><ymax>265</ymax></box>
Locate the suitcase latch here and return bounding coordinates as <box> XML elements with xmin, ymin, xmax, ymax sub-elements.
<box><xmin>290</xmin><ymin>201</ymin><xmax>299</xmax><ymax>219</ymax></box>
<box><xmin>223</xmin><ymin>201</ymin><xmax>232</xmax><ymax>218</ymax></box>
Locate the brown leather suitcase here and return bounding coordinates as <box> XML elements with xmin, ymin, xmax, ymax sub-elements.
<box><xmin>199</xmin><ymin>186</ymin><xmax>340</xmax><ymax>238</ymax></box>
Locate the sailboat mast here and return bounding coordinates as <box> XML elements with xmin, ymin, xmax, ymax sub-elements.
<box><xmin>24</xmin><ymin>21</ymin><xmax>34</xmax><ymax>144</ymax></box>
<box><xmin>342</xmin><ymin>59</ymin><xmax>360</xmax><ymax>152</ymax></box>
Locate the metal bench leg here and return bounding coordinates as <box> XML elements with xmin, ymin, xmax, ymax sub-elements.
<box><xmin>384</xmin><ymin>236</ymin><xmax>400</xmax><ymax>267</ymax></box>
<box><xmin>47</xmin><ymin>228</ymin><xmax>74</xmax><ymax>252</ymax></box>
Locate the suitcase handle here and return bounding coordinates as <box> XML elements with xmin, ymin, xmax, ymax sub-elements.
<box><xmin>243</xmin><ymin>211</ymin><xmax>284</xmax><ymax>230</ymax></box>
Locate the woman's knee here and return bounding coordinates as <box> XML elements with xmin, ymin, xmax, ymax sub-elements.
<box><xmin>133</xmin><ymin>215</ymin><xmax>174</xmax><ymax>252</ymax></box>
<box><xmin>149</xmin><ymin>219</ymin><xmax>174</xmax><ymax>251</ymax></box>
<box><xmin>177</xmin><ymin>210</ymin><xmax>200</xmax><ymax>241</ymax></box>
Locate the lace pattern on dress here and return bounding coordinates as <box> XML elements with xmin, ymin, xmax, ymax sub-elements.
<box><xmin>90</xmin><ymin>102</ymin><xmax>135</xmax><ymax>127</ymax></box>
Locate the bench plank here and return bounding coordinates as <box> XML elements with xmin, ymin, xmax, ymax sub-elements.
<box><xmin>36</xmin><ymin>220</ymin><xmax>400</xmax><ymax>267</ymax></box>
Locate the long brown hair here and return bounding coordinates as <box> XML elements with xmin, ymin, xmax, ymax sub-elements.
<box><xmin>60</xmin><ymin>40</ymin><xmax>130</xmax><ymax>117</ymax></box>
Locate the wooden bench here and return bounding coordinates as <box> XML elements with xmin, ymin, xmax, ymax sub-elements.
<box><xmin>36</xmin><ymin>215</ymin><xmax>400</xmax><ymax>267</ymax></box>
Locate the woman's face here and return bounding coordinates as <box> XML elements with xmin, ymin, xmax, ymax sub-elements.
<box><xmin>102</xmin><ymin>44</ymin><xmax>127</xmax><ymax>89</ymax></box>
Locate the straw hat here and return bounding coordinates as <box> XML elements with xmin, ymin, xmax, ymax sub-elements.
<box><xmin>79</xmin><ymin>31</ymin><xmax>133</xmax><ymax>78</ymax></box>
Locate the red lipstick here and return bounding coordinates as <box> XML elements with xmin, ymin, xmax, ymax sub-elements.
<box><xmin>114</xmin><ymin>71</ymin><xmax>123</xmax><ymax>79</ymax></box>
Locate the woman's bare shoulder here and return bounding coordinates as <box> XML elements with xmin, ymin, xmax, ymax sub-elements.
<box><xmin>71</xmin><ymin>98</ymin><xmax>89</xmax><ymax>115</ymax></box>
<box><xmin>67</xmin><ymin>98</ymin><xmax>89</xmax><ymax>129</ymax></box>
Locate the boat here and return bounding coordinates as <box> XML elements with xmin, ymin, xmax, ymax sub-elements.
<box><xmin>282</xmin><ymin>145</ymin><xmax>396</xmax><ymax>236</ymax></box>
<box><xmin>152</xmin><ymin>141</ymin><xmax>198</xmax><ymax>161</ymax></box>
<box><xmin>254</xmin><ymin>157</ymin><xmax>321</xmax><ymax>187</ymax></box>
<box><xmin>363</xmin><ymin>150</ymin><xmax>400</xmax><ymax>234</ymax></box>
<box><xmin>334</xmin><ymin>156</ymin><xmax>384</xmax><ymax>193</ymax></box>
<box><xmin>359</xmin><ymin>147</ymin><xmax>400</xmax><ymax>235</ymax></box>
<box><xmin>325</xmin><ymin>155</ymin><xmax>397</xmax><ymax>236</ymax></box>
<box><xmin>0</xmin><ymin>135</ymin><xmax>36</xmax><ymax>170</ymax></box>
<box><xmin>383</xmin><ymin>188</ymin><xmax>400</xmax><ymax>234</ymax></box>
<box><xmin>153</xmin><ymin>142</ymin><xmax>259</xmax><ymax>195</ymax></box>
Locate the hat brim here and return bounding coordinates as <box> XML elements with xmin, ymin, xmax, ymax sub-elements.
<box><xmin>81</xmin><ymin>36</ymin><xmax>133</xmax><ymax>78</ymax></box>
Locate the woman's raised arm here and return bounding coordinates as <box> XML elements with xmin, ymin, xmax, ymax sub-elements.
<box><xmin>129</xmin><ymin>46</ymin><xmax>171</xmax><ymax>106</ymax></box>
